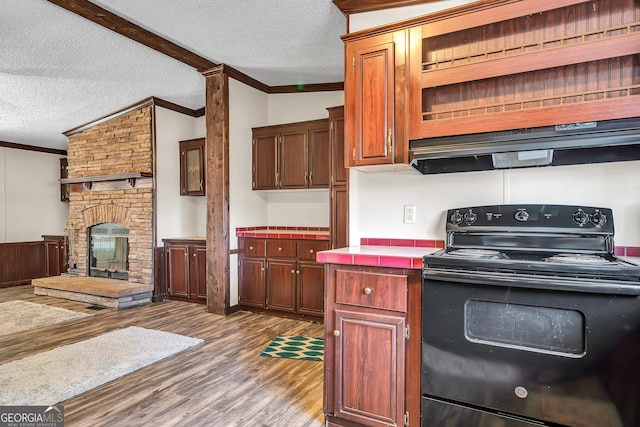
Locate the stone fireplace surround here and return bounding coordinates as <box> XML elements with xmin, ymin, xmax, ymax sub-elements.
<box><xmin>65</xmin><ymin>104</ymin><xmax>154</xmax><ymax>285</ymax></box>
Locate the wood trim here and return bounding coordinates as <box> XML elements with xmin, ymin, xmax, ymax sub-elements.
<box><xmin>63</xmin><ymin>97</ymin><xmax>200</xmax><ymax>136</ymax></box>
<box><xmin>0</xmin><ymin>141</ymin><xmax>67</xmax><ymax>156</ymax></box>
<box><xmin>194</xmin><ymin>107</ymin><xmax>206</xmax><ymax>118</ymax></box>
<box><xmin>63</xmin><ymin>97</ymin><xmax>155</xmax><ymax>136</ymax></box>
<box><xmin>45</xmin><ymin>0</ymin><xmax>216</xmax><ymax>72</ymax></box>
<box><xmin>205</xmin><ymin>65</ymin><xmax>270</xmax><ymax>93</ymax></box>
<box><xmin>205</xmin><ymin>71</ymin><xmax>231</xmax><ymax>315</ymax></box>
<box><xmin>48</xmin><ymin>1</ymin><xmax>343</xmax><ymax>95</ymax></box>
<box><xmin>153</xmin><ymin>97</ymin><xmax>200</xmax><ymax>117</ymax></box>
<box><xmin>342</xmin><ymin>0</ymin><xmax>574</xmax><ymax>42</ymax></box>
<box><xmin>333</xmin><ymin>0</ymin><xmax>438</xmax><ymax>14</ymax></box>
<box><xmin>269</xmin><ymin>82</ymin><xmax>345</xmax><ymax>93</ymax></box>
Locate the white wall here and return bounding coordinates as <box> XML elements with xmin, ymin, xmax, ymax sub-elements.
<box><xmin>352</xmin><ymin>161</ymin><xmax>640</xmax><ymax>246</ymax></box>
<box><xmin>0</xmin><ymin>147</ymin><xmax>68</xmax><ymax>243</ymax></box>
<box><xmin>265</xmin><ymin>91</ymin><xmax>344</xmax><ymax>227</ymax></box>
<box><xmin>154</xmin><ymin>106</ymin><xmax>201</xmax><ymax>243</ymax></box>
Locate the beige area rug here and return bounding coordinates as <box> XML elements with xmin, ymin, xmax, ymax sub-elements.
<box><xmin>0</xmin><ymin>326</ymin><xmax>204</xmax><ymax>406</ymax></box>
<box><xmin>0</xmin><ymin>300</ymin><xmax>92</xmax><ymax>337</ymax></box>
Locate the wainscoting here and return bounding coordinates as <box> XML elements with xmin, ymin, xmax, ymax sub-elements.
<box><xmin>0</xmin><ymin>241</ymin><xmax>45</xmax><ymax>287</ymax></box>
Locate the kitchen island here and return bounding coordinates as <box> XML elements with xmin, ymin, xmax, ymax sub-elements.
<box><xmin>317</xmin><ymin>238</ymin><xmax>442</xmax><ymax>427</ymax></box>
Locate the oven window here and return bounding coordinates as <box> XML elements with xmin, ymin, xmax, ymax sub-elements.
<box><xmin>465</xmin><ymin>300</ymin><xmax>585</xmax><ymax>357</ymax></box>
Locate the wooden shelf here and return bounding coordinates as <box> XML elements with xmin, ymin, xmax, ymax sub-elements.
<box><xmin>409</xmin><ymin>0</ymin><xmax>640</xmax><ymax>140</ymax></box>
<box><xmin>60</xmin><ymin>172</ymin><xmax>152</xmax><ymax>189</ymax></box>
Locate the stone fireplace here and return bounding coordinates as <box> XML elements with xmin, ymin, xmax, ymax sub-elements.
<box><xmin>65</xmin><ymin>104</ymin><xmax>154</xmax><ymax>285</ymax></box>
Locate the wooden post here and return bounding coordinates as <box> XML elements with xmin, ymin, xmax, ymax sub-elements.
<box><xmin>203</xmin><ymin>66</ymin><xmax>230</xmax><ymax>315</ymax></box>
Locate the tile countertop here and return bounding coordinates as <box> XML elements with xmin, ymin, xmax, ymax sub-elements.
<box><xmin>316</xmin><ymin>240</ymin><xmax>640</xmax><ymax>270</ymax></box>
<box><xmin>316</xmin><ymin>238</ymin><xmax>445</xmax><ymax>269</ymax></box>
<box><xmin>235</xmin><ymin>226</ymin><xmax>329</xmax><ymax>241</ymax></box>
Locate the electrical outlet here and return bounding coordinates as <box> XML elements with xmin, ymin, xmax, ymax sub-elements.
<box><xmin>404</xmin><ymin>205</ymin><xmax>416</xmax><ymax>224</ymax></box>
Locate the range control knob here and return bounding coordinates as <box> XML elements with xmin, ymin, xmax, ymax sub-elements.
<box><xmin>515</xmin><ymin>209</ymin><xmax>529</xmax><ymax>222</ymax></box>
<box><xmin>590</xmin><ymin>210</ymin><xmax>607</xmax><ymax>228</ymax></box>
<box><xmin>450</xmin><ymin>210</ymin><xmax>463</xmax><ymax>225</ymax></box>
<box><xmin>572</xmin><ymin>209</ymin><xmax>589</xmax><ymax>226</ymax></box>
<box><xmin>464</xmin><ymin>210</ymin><xmax>477</xmax><ymax>224</ymax></box>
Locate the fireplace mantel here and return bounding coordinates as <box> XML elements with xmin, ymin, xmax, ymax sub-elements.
<box><xmin>60</xmin><ymin>172</ymin><xmax>153</xmax><ymax>189</ymax></box>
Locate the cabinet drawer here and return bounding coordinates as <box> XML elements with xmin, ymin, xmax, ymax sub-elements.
<box><xmin>297</xmin><ymin>240</ymin><xmax>330</xmax><ymax>260</ymax></box>
<box><xmin>335</xmin><ymin>270</ymin><xmax>407</xmax><ymax>312</ymax></box>
<box><xmin>266</xmin><ymin>239</ymin><xmax>296</xmax><ymax>258</ymax></box>
<box><xmin>240</xmin><ymin>238</ymin><xmax>266</xmax><ymax>257</ymax></box>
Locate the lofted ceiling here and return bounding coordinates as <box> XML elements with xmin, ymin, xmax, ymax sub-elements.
<box><xmin>0</xmin><ymin>0</ymin><xmax>353</xmax><ymax>151</ymax></box>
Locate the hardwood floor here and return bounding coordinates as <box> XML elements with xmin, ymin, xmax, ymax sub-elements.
<box><xmin>0</xmin><ymin>285</ymin><xmax>325</xmax><ymax>427</ymax></box>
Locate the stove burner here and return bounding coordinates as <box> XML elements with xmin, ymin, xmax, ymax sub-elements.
<box><xmin>543</xmin><ymin>253</ymin><xmax>611</xmax><ymax>265</ymax></box>
<box><xmin>447</xmin><ymin>249</ymin><xmax>507</xmax><ymax>259</ymax></box>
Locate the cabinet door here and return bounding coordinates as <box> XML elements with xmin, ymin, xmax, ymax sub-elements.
<box><xmin>191</xmin><ymin>245</ymin><xmax>207</xmax><ymax>302</ymax></box>
<box><xmin>308</xmin><ymin>125</ymin><xmax>330</xmax><ymax>188</ymax></box>
<box><xmin>238</xmin><ymin>257</ymin><xmax>266</xmax><ymax>308</ymax></box>
<box><xmin>179</xmin><ymin>138</ymin><xmax>206</xmax><ymax>196</ymax></box>
<box><xmin>333</xmin><ymin>308</ymin><xmax>406</xmax><ymax>427</ymax></box>
<box><xmin>347</xmin><ymin>34</ymin><xmax>396</xmax><ymax>166</ymax></box>
<box><xmin>330</xmin><ymin>185</ymin><xmax>349</xmax><ymax>249</ymax></box>
<box><xmin>265</xmin><ymin>259</ymin><xmax>296</xmax><ymax>312</ymax></box>
<box><xmin>279</xmin><ymin>126</ymin><xmax>308</xmax><ymax>189</ymax></box>
<box><xmin>44</xmin><ymin>240</ymin><xmax>62</xmax><ymax>277</ymax></box>
<box><xmin>328</xmin><ymin>106</ymin><xmax>347</xmax><ymax>186</ymax></box>
<box><xmin>166</xmin><ymin>245</ymin><xmax>189</xmax><ymax>298</ymax></box>
<box><xmin>297</xmin><ymin>261</ymin><xmax>325</xmax><ymax>317</ymax></box>
<box><xmin>253</xmin><ymin>129</ymin><xmax>278</xmax><ymax>190</ymax></box>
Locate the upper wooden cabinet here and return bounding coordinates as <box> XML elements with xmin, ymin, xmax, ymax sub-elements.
<box><xmin>252</xmin><ymin>119</ymin><xmax>330</xmax><ymax>190</ymax></box>
<box><xmin>179</xmin><ymin>138</ymin><xmax>206</xmax><ymax>196</ymax></box>
<box><xmin>408</xmin><ymin>0</ymin><xmax>640</xmax><ymax>140</ymax></box>
<box><xmin>344</xmin><ymin>29</ymin><xmax>410</xmax><ymax>170</ymax></box>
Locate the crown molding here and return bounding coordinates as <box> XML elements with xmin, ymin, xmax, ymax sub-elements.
<box><xmin>0</xmin><ymin>140</ymin><xmax>67</xmax><ymax>156</ymax></box>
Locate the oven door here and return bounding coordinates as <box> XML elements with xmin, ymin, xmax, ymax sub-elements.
<box><xmin>422</xmin><ymin>272</ymin><xmax>640</xmax><ymax>427</ymax></box>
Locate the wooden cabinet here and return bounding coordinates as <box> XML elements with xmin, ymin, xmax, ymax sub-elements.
<box><xmin>324</xmin><ymin>264</ymin><xmax>422</xmax><ymax>427</ymax></box>
<box><xmin>163</xmin><ymin>239</ymin><xmax>206</xmax><ymax>303</ymax></box>
<box><xmin>43</xmin><ymin>235</ymin><xmax>66</xmax><ymax>277</ymax></box>
<box><xmin>252</xmin><ymin>118</ymin><xmax>330</xmax><ymax>190</ymax></box>
<box><xmin>408</xmin><ymin>0</ymin><xmax>640</xmax><ymax>140</ymax></box>
<box><xmin>344</xmin><ymin>30</ymin><xmax>409</xmax><ymax>170</ymax></box>
<box><xmin>328</xmin><ymin>106</ymin><xmax>349</xmax><ymax>249</ymax></box>
<box><xmin>238</xmin><ymin>237</ymin><xmax>329</xmax><ymax>319</ymax></box>
<box><xmin>179</xmin><ymin>138</ymin><xmax>206</xmax><ymax>196</ymax></box>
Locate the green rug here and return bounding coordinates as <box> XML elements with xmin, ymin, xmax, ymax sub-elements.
<box><xmin>260</xmin><ymin>336</ymin><xmax>324</xmax><ymax>362</ymax></box>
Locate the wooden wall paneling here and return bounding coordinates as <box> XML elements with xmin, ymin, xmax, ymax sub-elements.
<box><xmin>204</xmin><ymin>67</ymin><xmax>230</xmax><ymax>315</ymax></box>
<box><xmin>0</xmin><ymin>241</ymin><xmax>46</xmax><ymax>287</ymax></box>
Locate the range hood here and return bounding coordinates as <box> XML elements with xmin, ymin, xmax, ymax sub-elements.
<box><xmin>409</xmin><ymin>117</ymin><xmax>640</xmax><ymax>174</ymax></box>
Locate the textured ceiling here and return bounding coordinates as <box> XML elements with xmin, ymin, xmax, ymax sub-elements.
<box><xmin>0</xmin><ymin>0</ymin><xmax>347</xmax><ymax>150</ymax></box>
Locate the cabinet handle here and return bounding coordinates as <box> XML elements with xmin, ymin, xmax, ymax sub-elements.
<box><xmin>363</xmin><ymin>287</ymin><xmax>372</xmax><ymax>295</ymax></box>
<box><xmin>387</xmin><ymin>128</ymin><xmax>392</xmax><ymax>152</ymax></box>
<box><xmin>291</xmin><ymin>269</ymin><xmax>295</xmax><ymax>274</ymax></box>
<box><xmin>249</xmin><ymin>246</ymin><xmax>254</xmax><ymax>250</ymax></box>
<box><xmin>333</xmin><ymin>330</ymin><xmax>340</xmax><ymax>337</ymax></box>
<box><xmin>278</xmin><ymin>247</ymin><xmax>283</xmax><ymax>252</ymax></box>
<box><xmin>261</xmin><ymin>267</ymin><xmax>265</xmax><ymax>271</ymax></box>
<box><xmin>296</xmin><ymin>270</ymin><xmax>300</xmax><ymax>274</ymax></box>
<box><xmin>193</xmin><ymin>253</ymin><xmax>196</xmax><ymax>257</ymax></box>
<box><xmin>309</xmin><ymin>249</ymin><xmax>314</xmax><ymax>254</ymax></box>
